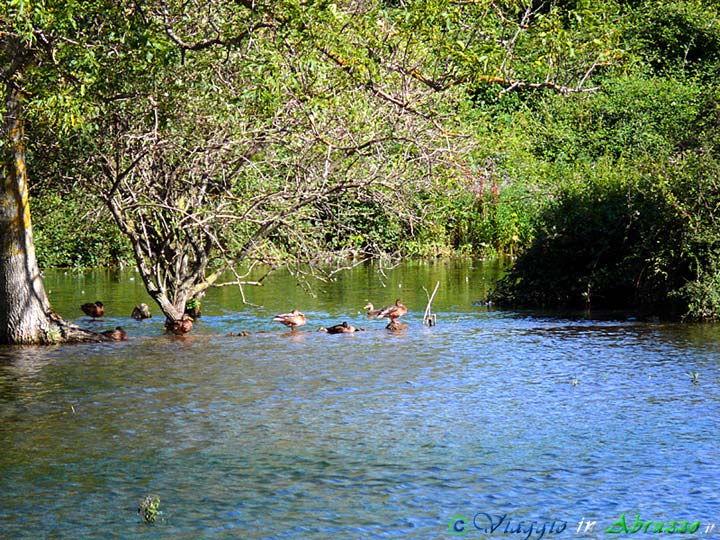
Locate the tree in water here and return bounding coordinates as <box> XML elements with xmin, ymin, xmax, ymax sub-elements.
<box><xmin>82</xmin><ymin>0</ymin><xmax>479</xmax><ymax>327</ymax></box>
<box><xmin>0</xmin><ymin>31</ymin><xmax>106</xmax><ymax>344</ymax></box>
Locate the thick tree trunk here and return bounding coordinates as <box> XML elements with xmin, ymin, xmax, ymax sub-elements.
<box><xmin>0</xmin><ymin>86</ymin><xmax>104</xmax><ymax>344</ymax></box>
<box><xmin>0</xmin><ymin>87</ymin><xmax>54</xmax><ymax>343</ymax></box>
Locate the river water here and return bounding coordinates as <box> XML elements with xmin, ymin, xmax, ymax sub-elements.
<box><xmin>1</xmin><ymin>259</ymin><xmax>719</xmax><ymax>539</ymax></box>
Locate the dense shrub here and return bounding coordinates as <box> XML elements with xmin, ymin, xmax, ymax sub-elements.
<box><xmin>31</xmin><ymin>189</ymin><xmax>131</xmax><ymax>269</ymax></box>
<box><xmin>490</xmin><ymin>152</ymin><xmax>720</xmax><ymax>319</ymax></box>
<box><xmin>625</xmin><ymin>0</ymin><xmax>720</xmax><ymax>80</ymax></box>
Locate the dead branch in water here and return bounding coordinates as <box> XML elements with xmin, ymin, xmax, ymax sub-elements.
<box><xmin>422</xmin><ymin>281</ymin><xmax>440</xmax><ymax>326</ymax></box>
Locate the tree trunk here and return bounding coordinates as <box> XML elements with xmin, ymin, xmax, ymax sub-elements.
<box><xmin>0</xmin><ymin>86</ymin><xmax>103</xmax><ymax>344</ymax></box>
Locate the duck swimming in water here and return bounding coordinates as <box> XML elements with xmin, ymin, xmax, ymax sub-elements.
<box><xmin>166</xmin><ymin>314</ymin><xmax>193</xmax><ymax>335</ymax></box>
<box><xmin>101</xmin><ymin>326</ymin><xmax>128</xmax><ymax>341</ymax></box>
<box><xmin>385</xmin><ymin>320</ymin><xmax>408</xmax><ymax>332</ymax></box>
<box><xmin>363</xmin><ymin>303</ymin><xmax>381</xmax><ymax>318</ymax></box>
<box><xmin>131</xmin><ymin>303</ymin><xmax>151</xmax><ymax>320</ymax></box>
<box><xmin>81</xmin><ymin>301</ymin><xmax>104</xmax><ymax>318</ymax></box>
<box><xmin>227</xmin><ymin>330</ymin><xmax>252</xmax><ymax>337</ymax></box>
<box><xmin>322</xmin><ymin>321</ymin><xmax>363</xmax><ymax>334</ymax></box>
<box><xmin>273</xmin><ymin>309</ymin><xmax>307</xmax><ymax>331</ymax></box>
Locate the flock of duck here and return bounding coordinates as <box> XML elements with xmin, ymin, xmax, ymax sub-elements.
<box><xmin>273</xmin><ymin>298</ymin><xmax>408</xmax><ymax>333</ymax></box>
<box><xmin>79</xmin><ymin>298</ymin><xmax>409</xmax><ymax>340</ymax></box>
<box><xmin>80</xmin><ymin>301</ymin><xmax>128</xmax><ymax>340</ymax></box>
<box><xmin>80</xmin><ymin>300</ymin><xmax>192</xmax><ymax>338</ymax></box>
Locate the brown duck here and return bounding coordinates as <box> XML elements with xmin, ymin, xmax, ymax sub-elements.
<box><xmin>385</xmin><ymin>320</ymin><xmax>408</xmax><ymax>332</ymax></box>
<box><xmin>363</xmin><ymin>303</ymin><xmax>381</xmax><ymax>318</ymax></box>
<box><xmin>273</xmin><ymin>309</ymin><xmax>307</xmax><ymax>331</ymax></box>
<box><xmin>101</xmin><ymin>326</ymin><xmax>128</xmax><ymax>341</ymax></box>
<box><xmin>166</xmin><ymin>314</ymin><xmax>193</xmax><ymax>335</ymax></box>
<box><xmin>323</xmin><ymin>321</ymin><xmax>362</xmax><ymax>334</ymax></box>
<box><xmin>81</xmin><ymin>301</ymin><xmax>104</xmax><ymax>318</ymax></box>
<box><xmin>376</xmin><ymin>298</ymin><xmax>408</xmax><ymax>322</ymax></box>
<box><xmin>228</xmin><ymin>330</ymin><xmax>252</xmax><ymax>337</ymax></box>
<box><xmin>131</xmin><ymin>303</ymin><xmax>151</xmax><ymax>320</ymax></box>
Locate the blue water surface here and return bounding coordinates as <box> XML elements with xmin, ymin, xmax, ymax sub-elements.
<box><xmin>1</xmin><ymin>261</ymin><xmax>718</xmax><ymax>539</ymax></box>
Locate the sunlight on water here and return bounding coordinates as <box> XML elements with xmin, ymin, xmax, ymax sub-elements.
<box><xmin>1</xmin><ymin>260</ymin><xmax>719</xmax><ymax>539</ymax></box>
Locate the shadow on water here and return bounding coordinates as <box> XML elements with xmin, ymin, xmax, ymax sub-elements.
<box><xmin>1</xmin><ymin>259</ymin><xmax>719</xmax><ymax>539</ymax></box>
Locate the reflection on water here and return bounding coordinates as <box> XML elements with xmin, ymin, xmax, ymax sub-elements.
<box><xmin>1</xmin><ymin>260</ymin><xmax>720</xmax><ymax>539</ymax></box>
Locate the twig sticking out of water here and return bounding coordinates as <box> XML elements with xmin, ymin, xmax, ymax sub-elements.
<box><xmin>422</xmin><ymin>281</ymin><xmax>440</xmax><ymax>326</ymax></box>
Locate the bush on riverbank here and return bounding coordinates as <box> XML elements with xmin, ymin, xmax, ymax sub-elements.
<box><xmin>490</xmin><ymin>79</ymin><xmax>720</xmax><ymax>320</ymax></box>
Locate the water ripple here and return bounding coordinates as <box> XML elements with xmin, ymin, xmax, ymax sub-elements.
<box><xmin>1</xmin><ymin>267</ymin><xmax>720</xmax><ymax>538</ymax></box>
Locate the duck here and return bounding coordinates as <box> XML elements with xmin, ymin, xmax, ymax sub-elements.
<box><xmin>166</xmin><ymin>314</ymin><xmax>193</xmax><ymax>335</ymax></box>
<box><xmin>131</xmin><ymin>303</ymin><xmax>151</xmax><ymax>320</ymax></box>
<box><xmin>101</xmin><ymin>326</ymin><xmax>128</xmax><ymax>341</ymax></box>
<box><xmin>363</xmin><ymin>303</ymin><xmax>381</xmax><ymax>318</ymax></box>
<box><xmin>385</xmin><ymin>320</ymin><xmax>408</xmax><ymax>332</ymax></box>
<box><xmin>81</xmin><ymin>301</ymin><xmax>104</xmax><ymax>318</ymax></box>
<box><xmin>376</xmin><ymin>298</ymin><xmax>408</xmax><ymax>322</ymax></box>
<box><xmin>323</xmin><ymin>321</ymin><xmax>363</xmax><ymax>334</ymax></box>
<box><xmin>272</xmin><ymin>309</ymin><xmax>307</xmax><ymax>331</ymax></box>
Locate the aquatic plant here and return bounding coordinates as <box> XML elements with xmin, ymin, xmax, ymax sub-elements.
<box><xmin>185</xmin><ymin>298</ymin><xmax>202</xmax><ymax>318</ymax></box>
<box><xmin>138</xmin><ymin>495</ymin><xmax>161</xmax><ymax>524</ymax></box>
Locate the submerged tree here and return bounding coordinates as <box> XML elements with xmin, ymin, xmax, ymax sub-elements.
<box><xmin>86</xmin><ymin>0</ymin><xmax>626</xmax><ymax>326</ymax></box>
<box><xmin>83</xmin><ymin>0</ymin><xmax>479</xmax><ymax>325</ymax></box>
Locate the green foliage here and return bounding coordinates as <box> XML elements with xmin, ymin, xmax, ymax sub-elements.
<box><xmin>625</xmin><ymin>0</ymin><xmax>720</xmax><ymax>80</ymax></box>
<box><xmin>418</xmin><ymin>174</ymin><xmax>536</xmax><ymax>258</ymax></box>
<box><xmin>31</xmin><ymin>189</ymin><xmax>131</xmax><ymax>269</ymax></box>
<box><xmin>11</xmin><ymin>0</ymin><xmax>720</xmax><ymax>321</ymax></box>
<box><xmin>485</xmin><ymin>1</ymin><xmax>720</xmax><ymax>319</ymax></box>
<box><xmin>491</xmin><ymin>130</ymin><xmax>720</xmax><ymax>319</ymax></box>
<box><xmin>658</xmin><ymin>145</ymin><xmax>720</xmax><ymax>320</ymax></box>
<box><xmin>318</xmin><ymin>198</ymin><xmax>405</xmax><ymax>255</ymax></box>
<box><xmin>524</xmin><ymin>77</ymin><xmax>705</xmax><ymax>164</ymax></box>
<box><xmin>491</xmin><ymin>165</ymin><xmax>645</xmax><ymax>309</ymax></box>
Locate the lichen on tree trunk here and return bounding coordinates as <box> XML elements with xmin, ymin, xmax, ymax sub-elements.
<box><xmin>0</xmin><ymin>86</ymin><xmax>105</xmax><ymax>345</ymax></box>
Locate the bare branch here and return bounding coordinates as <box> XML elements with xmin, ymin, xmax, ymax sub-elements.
<box><xmin>158</xmin><ymin>3</ymin><xmax>273</xmax><ymax>53</ymax></box>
